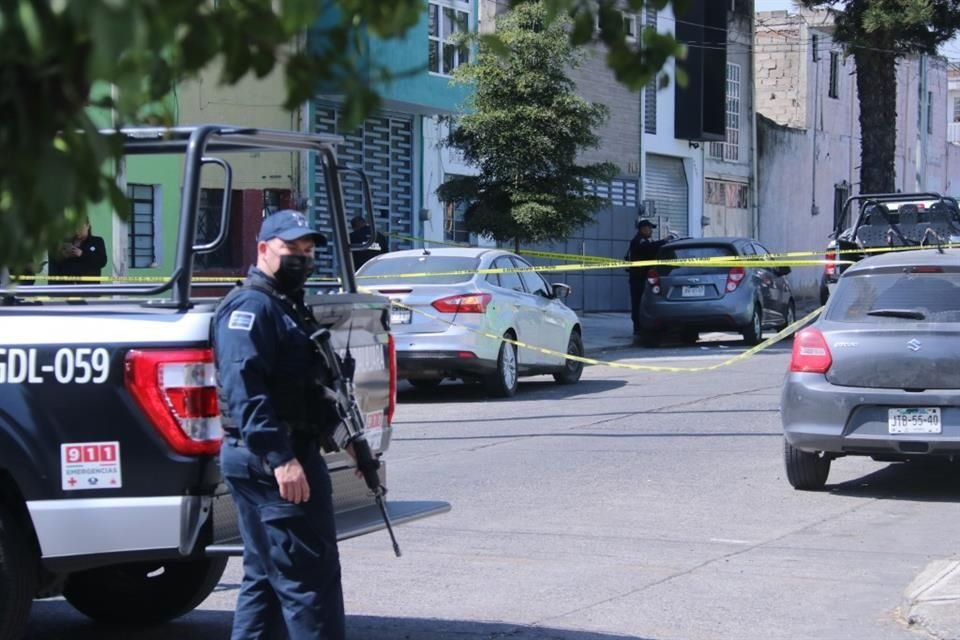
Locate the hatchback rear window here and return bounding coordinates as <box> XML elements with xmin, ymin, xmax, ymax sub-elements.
<box><xmin>826</xmin><ymin>271</ymin><xmax>960</xmax><ymax>323</ymax></box>
<box><xmin>357</xmin><ymin>255</ymin><xmax>479</xmax><ymax>284</ymax></box>
<box><xmin>658</xmin><ymin>245</ymin><xmax>736</xmax><ymax>275</ymax></box>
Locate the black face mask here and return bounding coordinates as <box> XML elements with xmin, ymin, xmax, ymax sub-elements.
<box><xmin>273</xmin><ymin>254</ymin><xmax>314</xmax><ymax>293</ymax></box>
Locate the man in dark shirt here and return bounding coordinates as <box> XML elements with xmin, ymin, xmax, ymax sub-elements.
<box><xmin>49</xmin><ymin>218</ymin><xmax>108</xmax><ymax>285</ymax></box>
<box><xmin>625</xmin><ymin>218</ymin><xmax>673</xmax><ymax>336</ymax></box>
<box><xmin>349</xmin><ymin>216</ymin><xmax>389</xmax><ymax>269</ymax></box>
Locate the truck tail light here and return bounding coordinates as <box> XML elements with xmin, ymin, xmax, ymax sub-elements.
<box><xmin>725</xmin><ymin>266</ymin><xmax>746</xmax><ymax>293</ymax></box>
<box><xmin>790</xmin><ymin>328</ymin><xmax>833</xmax><ymax>373</ymax></box>
<box><xmin>387</xmin><ymin>334</ymin><xmax>397</xmax><ymax>425</ymax></box>
<box><xmin>824</xmin><ymin>250</ymin><xmax>837</xmax><ymax>277</ymax></box>
<box><xmin>646</xmin><ymin>269</ymin><xmax>661</xmax><ymax>295</ymax></box>
<box><xmin>125</xmin><ymin>349</ymin><xmax>222</xmax><ymax>456</ymax></box>
<box><xmin>431</xmin><ymin>293</ymin><xmax>491</xmax><ymax>313</ymax></box>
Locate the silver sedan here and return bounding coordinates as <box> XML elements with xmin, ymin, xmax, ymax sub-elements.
<box><xmin>356</xmin><ymin>248</ymin><xmax>583</xmax><ymax>397</ymax></box>
<box><xmin>781</xmin><ymin>248</ymin><xmax>960</xmax><ymax>490</ymax></box>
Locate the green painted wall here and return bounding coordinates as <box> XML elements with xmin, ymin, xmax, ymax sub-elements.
<box><xmin>125</xmin><ymin>155</ymin><xmax>183</xmax><ymax>276</ymax></box>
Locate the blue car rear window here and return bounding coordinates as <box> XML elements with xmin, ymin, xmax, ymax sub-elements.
<box><xmin>357</xmin><ymin>256</ymin><xmax>480</xmax><ymax>284</ymax></box>
<box><xmin>658</xmin><ymin>246</ymin><xmax>735</xmax><ymax>275</ymax></box>
<box><xmin>826</xmin><ymin>272</ymin><xmax>960</xmax><ymax>323</ymax></box>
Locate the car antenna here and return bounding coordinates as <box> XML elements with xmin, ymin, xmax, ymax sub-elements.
<box><xmin>422</xmin><ymin>247</ymin><xmax>431</xmax><ymax>255</ymax></box>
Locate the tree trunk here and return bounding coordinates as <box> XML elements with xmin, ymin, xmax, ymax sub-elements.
<box><xmin>854</xmin><ymin>49</ymin><xmax>898</xmax><ymax>194</ymax></box>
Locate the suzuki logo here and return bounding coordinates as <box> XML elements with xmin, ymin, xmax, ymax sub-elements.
<box><xmin>907</xmin><ymin>339</ymin><xmax>922</xmax><ymax>352</ymax></box>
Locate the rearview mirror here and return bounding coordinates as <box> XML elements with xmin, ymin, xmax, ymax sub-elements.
<box><xmin>551</xmin><ymin>283</ymin><xmax>571</xmax><ymax>299</ymax></box>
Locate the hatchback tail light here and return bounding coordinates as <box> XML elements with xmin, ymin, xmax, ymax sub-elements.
<box><xmin>646</xmin><ymin>269</ymin><xmax>661</xmax><ymax>295</ymax></box>
<box><xmin>824</xmin><ymin>250</ymin><xmax>837</xmax><ymax>277</ymax></box>
<box><xmin>386</xmin><ymin>334</ymin><xmax>397</xmax><ymax>425</ymax></box>
<box><xmin>431</xmin><ymin>293</ymin><xmax>491</xmax><ymax>313</ymax></box>
<box><xmin>790</xmin><ymin>328</ymin><xmax>833</xmax><ymax>373</ymax></box>
<box><xmin>125</xmin><ymin>349</ymin><xmax>222</xmax><ymax>456</ymax></box>
<box><xmin>725</xmin><ymin>266</ymin><xmax>746</xmax><ymax>293</ymax></box>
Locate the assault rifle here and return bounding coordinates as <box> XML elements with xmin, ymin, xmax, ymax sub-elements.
<box><xmin>312</xmin><ymin>327</ymin><xmax>402</xmax><ymax>557</ymax></box>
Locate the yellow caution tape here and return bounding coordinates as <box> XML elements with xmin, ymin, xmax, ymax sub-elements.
<box><xmin>382</xmin><ymin>295</ymin><xmax>823</xmax><ymax>373</ymax></box>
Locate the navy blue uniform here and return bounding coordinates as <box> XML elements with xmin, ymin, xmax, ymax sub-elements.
<box><xmin>625</xmin><ymin>233</ymin><xmax>670</xmax><ymax>335</ymax></box>
<box><xmin>214</xmin><ymin>267</ymin><xmax>345</xmax><ymax>640</ymax></box>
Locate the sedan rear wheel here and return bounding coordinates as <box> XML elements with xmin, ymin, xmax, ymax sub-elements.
<box><xmin>784</xmin><ymin>439</ymin><xmax>831</xmax><ymax>490</ymax></box>
<box><xmin>553</xmin><ymin>331</ymin><xmax>584</xmax><ymax>385</ymax></box>
<box><xmin>485</xmin><ymin>333</ymin><xmax>518</xmax><ymax>398</ymax></box>
<box><xmin>742</xmin><ymin>305</ymin><xmax>763</xmax><ymax>345</ymax></box>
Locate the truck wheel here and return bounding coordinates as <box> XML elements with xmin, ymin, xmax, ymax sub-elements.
<box><xmin>63</xmin><ymin>556</ymin><xmax>228</xmax><ymax>626</ymax></box>
<box><xmin>485</xmin><ymin>333</ymin><xmax>518</xmax><ymax>398</ymax></box>
<box><xmin>553</xmin><ymin>330</ymin><xmax>584</xmax><ymax>385</ymax></box>
<box><xmin>409</xmin><ymin>378</ymin><xmax>443</xmax><ymax>390</ymax></box>
<box><xmin>784</xmin><ymin>439</ymin><xmax>831</xmax><ymax>491</ymax></box>
<box><xmin>742</xmin><ymin>306</ymin><xmax>763</xmax><ymax>345</ymax></box>
<box><xmin>0</xmin><ymin>507</ymin><xmax>38</xmax><ymax>640</ymax></box>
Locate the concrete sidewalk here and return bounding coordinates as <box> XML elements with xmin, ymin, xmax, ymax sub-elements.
<box><xmin>578</xmin><ymin>310</ymin><xmax>957</xmax><ymax>640</ymax></box>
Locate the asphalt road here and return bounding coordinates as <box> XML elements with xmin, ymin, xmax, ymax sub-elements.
<box><xmin>26</xmin><ymin>338</ymin><xmax>957</xmax><ymax>639</ymax></box>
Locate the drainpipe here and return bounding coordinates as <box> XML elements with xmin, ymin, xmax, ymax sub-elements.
<box><xmin>811</xmin><ymin>33</ymin><xmax>819</xmax><ymax>217</ymax></box>
<box><xmin>750</xmin><ymin>11</ymin><xmax>760</xmax><ymax>239</ymax></box>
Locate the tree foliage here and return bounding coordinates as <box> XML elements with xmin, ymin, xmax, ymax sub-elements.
<box><xmin>0</xmin><ymin>0</ymin><xmax>681</xmax><ymax>272</ymax></box>
<box><xmin>437</xmin><ymin>1</ymin><xmax>625</xmax><ymax>248</ymax></box>
<box><xmin>799</xmin><ymin>0</ymin><xmax>960</xmax><ymax>194</ymax></box>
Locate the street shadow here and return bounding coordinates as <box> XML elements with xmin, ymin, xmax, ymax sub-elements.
<box><xmin>27</xmin><ymin>601</ymin><xmax>656</xmax><ymax>640</ymax></box>
<box><xmin>826</xmin><ymin>458</ymin><xmax>960</xmax><ymax>503</ymax></box>
<box><xmin>396</xmin><ymin>431</ymin><xmax>782</xmax><ymax>443</ymax></box>
<box><xmin>393</xmin><ymin>407</ymin><xmax>778</xmax><ymax>427</ymax></box>
<box><xmin>397</xmin><ymin>378</ymin><xmax>628</xmax><ymax>404</ymax></box>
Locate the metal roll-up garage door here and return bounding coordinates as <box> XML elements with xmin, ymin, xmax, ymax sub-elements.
<box><xmin>645</xmin><ymin>154</ymin><xmax>689</xmax><ymax>237</ymax></box>
<box><xmin>313</xmin><ymin>102</ymin><xmax>414</xmax><ymax>277</ymax></box>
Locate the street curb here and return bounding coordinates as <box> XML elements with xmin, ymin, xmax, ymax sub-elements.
<box><xmin>901</xmin><ymin>558</ymin><xmax>960</xmax><ymax>639</ymax></box>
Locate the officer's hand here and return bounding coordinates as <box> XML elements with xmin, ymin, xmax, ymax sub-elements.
<box><xmin>274</xmin><ymin>459</ymin><xmax>310</xmax><ymax>504</ymax></box>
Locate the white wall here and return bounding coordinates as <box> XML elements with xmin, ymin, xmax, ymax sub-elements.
<box><xmin>641</xmin><ymin>4</ymin><xmax>704</xmax><ymax>237</ymax></box>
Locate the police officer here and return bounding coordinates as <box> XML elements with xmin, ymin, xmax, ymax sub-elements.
<box><xmin>349</xmin><ymin>215</ymin><xmax>389</xmax><ymax>269</ymax></box>
<box><xmin>625</xmin><ymin>217</ymin><xmax>674</xmax><ymax>336</ymax></box>
<box><xmin>213</xmin><ymin>209</ymin><xmax>345</xmax><ymax>640</ymax></box>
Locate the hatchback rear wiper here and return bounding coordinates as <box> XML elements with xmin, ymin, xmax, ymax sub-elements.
<box><xmin>866</xmin><ymin>308</ymin><xmax>927</xmax><ymax>320</ymax></box>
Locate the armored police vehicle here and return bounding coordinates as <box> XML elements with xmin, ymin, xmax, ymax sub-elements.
<box><xmin>819</xmin><ymin>192</ymin><xmax>960</xmax><ymax>303</ymax></box>
<box><xmin>0</xmin><ymin>126</ymin><xmax>449</xmax><ymax>640</ymax></box>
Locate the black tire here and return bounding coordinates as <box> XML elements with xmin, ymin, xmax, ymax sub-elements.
<box><xmin>742</xmin><ymin>305</ymin><xmax>763</xmax><ymax>345</ymax></box>
<box><xmin>778</xmin><ymin>301</ymin><xmax>796</xmax><ymax>332</ymax></box>
<box><xmin>638</xmin><ymin>331</ymin><xmax>660</xmax><ymax>348</ymax></box>
<box><xmin>63</xmin><ymin>556</ymin><xmax>228</xmax><ymax>626</ymax></box>
<box><xmin>409</xmin><ymin>378</ymin><xmax>443</xmax><ymax>390</ymax></box>
<box><xmin>784</xmin><ymin>439</ymin><xmax>831</xmax><ymax>491</ymax></box>
<box><xmin>0</xmin><ymin>507</ymin><xmax>38</xmax><ymax>640</ymax></box>
<box><xmin>485</xmin><ymin>333</ymin><xmax>518</xmax><ymax>398</ymax></box>
<box><xmin>680</xmin><ymin>329</ymin><xmax>699</xmax><ymax>345</ymax></box>
<box><xmin>553</xmin><ymin>330</ymin><xmax>584</xmax><ymax>385</ymax></box>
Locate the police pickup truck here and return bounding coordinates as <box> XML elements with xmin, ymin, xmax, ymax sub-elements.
<box><xmin>819</xmin><ymin>192</ymin><xmax>960</xmax><ymax>303</ymax></box>
<box><xmin>0</xmin><ymin>126</ymin><xmax>448</xmax><ymax>640</ymax></box>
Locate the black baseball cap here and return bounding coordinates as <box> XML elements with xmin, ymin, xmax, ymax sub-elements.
<box><xmin>257</xmin><ymin>210</ymin><xmax>326</xmax><ymax>245</ymax></box>
<box><xmin>637</xmin><ymin>218</ymin><xmax>657</xmax><ymax>228</ymax></box>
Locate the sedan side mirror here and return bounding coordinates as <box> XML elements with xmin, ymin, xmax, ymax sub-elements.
<box><xmin>551</xmin><ymin>283</ymin><xmax>572</xmax><ymax>300</ymax></box>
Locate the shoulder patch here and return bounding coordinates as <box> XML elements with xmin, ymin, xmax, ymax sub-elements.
<box><xmin>228</xmin><ymin>310</ymin><xmax>256</xmax><ymax>331</ymax></box>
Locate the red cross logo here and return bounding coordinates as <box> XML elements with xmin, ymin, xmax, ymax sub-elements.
<box><xmin>68</xmin><ymin>477</ymin><xmax>77</xmax><ymax>487</ymax></box>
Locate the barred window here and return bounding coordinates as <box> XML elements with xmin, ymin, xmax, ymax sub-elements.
<box><xmin>584</xmin><ymin>178</ymin><xmax>639</xmax><ymax>208</ymax></box>
<box><xmin>708</xmin><ymin>63</ymin><xmax>741</xmax><ymax>162</ymax></box>
<box><xmin>127</xmin><ymin>184</ymin><xmax>156</xmax><ymax>268</ymax></box>
<box><xmin>705</xmin><ymin>179</ymin><xmax>748</xmax><ymax>209</ymax></box>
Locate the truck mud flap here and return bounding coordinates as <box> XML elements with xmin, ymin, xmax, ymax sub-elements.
<box><xmin>205</xmin><ymin>499</ymin><xmax>450</xmax><ymax>556</ymax></box>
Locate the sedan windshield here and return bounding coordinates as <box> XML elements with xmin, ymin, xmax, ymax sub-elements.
<box><xmin>826</xmin><ymin>271</ymin><xmax>960</xmax><ymax>323</ymax></box>
<box><xmin>357</xmin><ymin>255</ymin><xmax>480</xmax><ymax>284</ymax></box>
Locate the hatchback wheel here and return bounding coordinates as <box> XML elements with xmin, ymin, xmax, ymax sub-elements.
<box><xmin>778</xmin><ymin>301</ymin><xmax>796</xmax><ymax>332</ymax></box>
<box><xmin>742</xmin><ymin>305</ymin><xmax>763</xmax><ymax>345</ymax></box>
<box><xmin>553</xmin><ymin>330</ymin><xmax>584</xmax><ymax>385</ymax></box>
<box><xmin>485</xmin><ymin>332</ymin><xmax>518</xmax><ymax>398</ymax></box>
<box><xmin>783</xmin><ymin>439</ymin><xmax>831</xmax><ymax>490</ymax></box>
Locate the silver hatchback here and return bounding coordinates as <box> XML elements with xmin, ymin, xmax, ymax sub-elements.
<box><xmin>781</xmin><ymin>249</ymin><xmax>960</xmax><ymax>490</ymax></box>
<box><xmin>356</xmin><ymin>248</ymin><xmax>583</xmax><ymax>397</ymax></box>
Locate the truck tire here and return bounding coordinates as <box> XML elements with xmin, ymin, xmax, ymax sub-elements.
<box><xmin>784</xmin><ymin>439</ymin><xmax>831</xmax><ymax>491</ymax></box>
<box><xmin>63</xmin><ymin>556</ymin><xmax>228</xmax><ymax>626</ymax></box>
<box><xmin>0</xmin><ymin>507</ymin><xmax>38</xmax><ymax>640</ymax></box>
